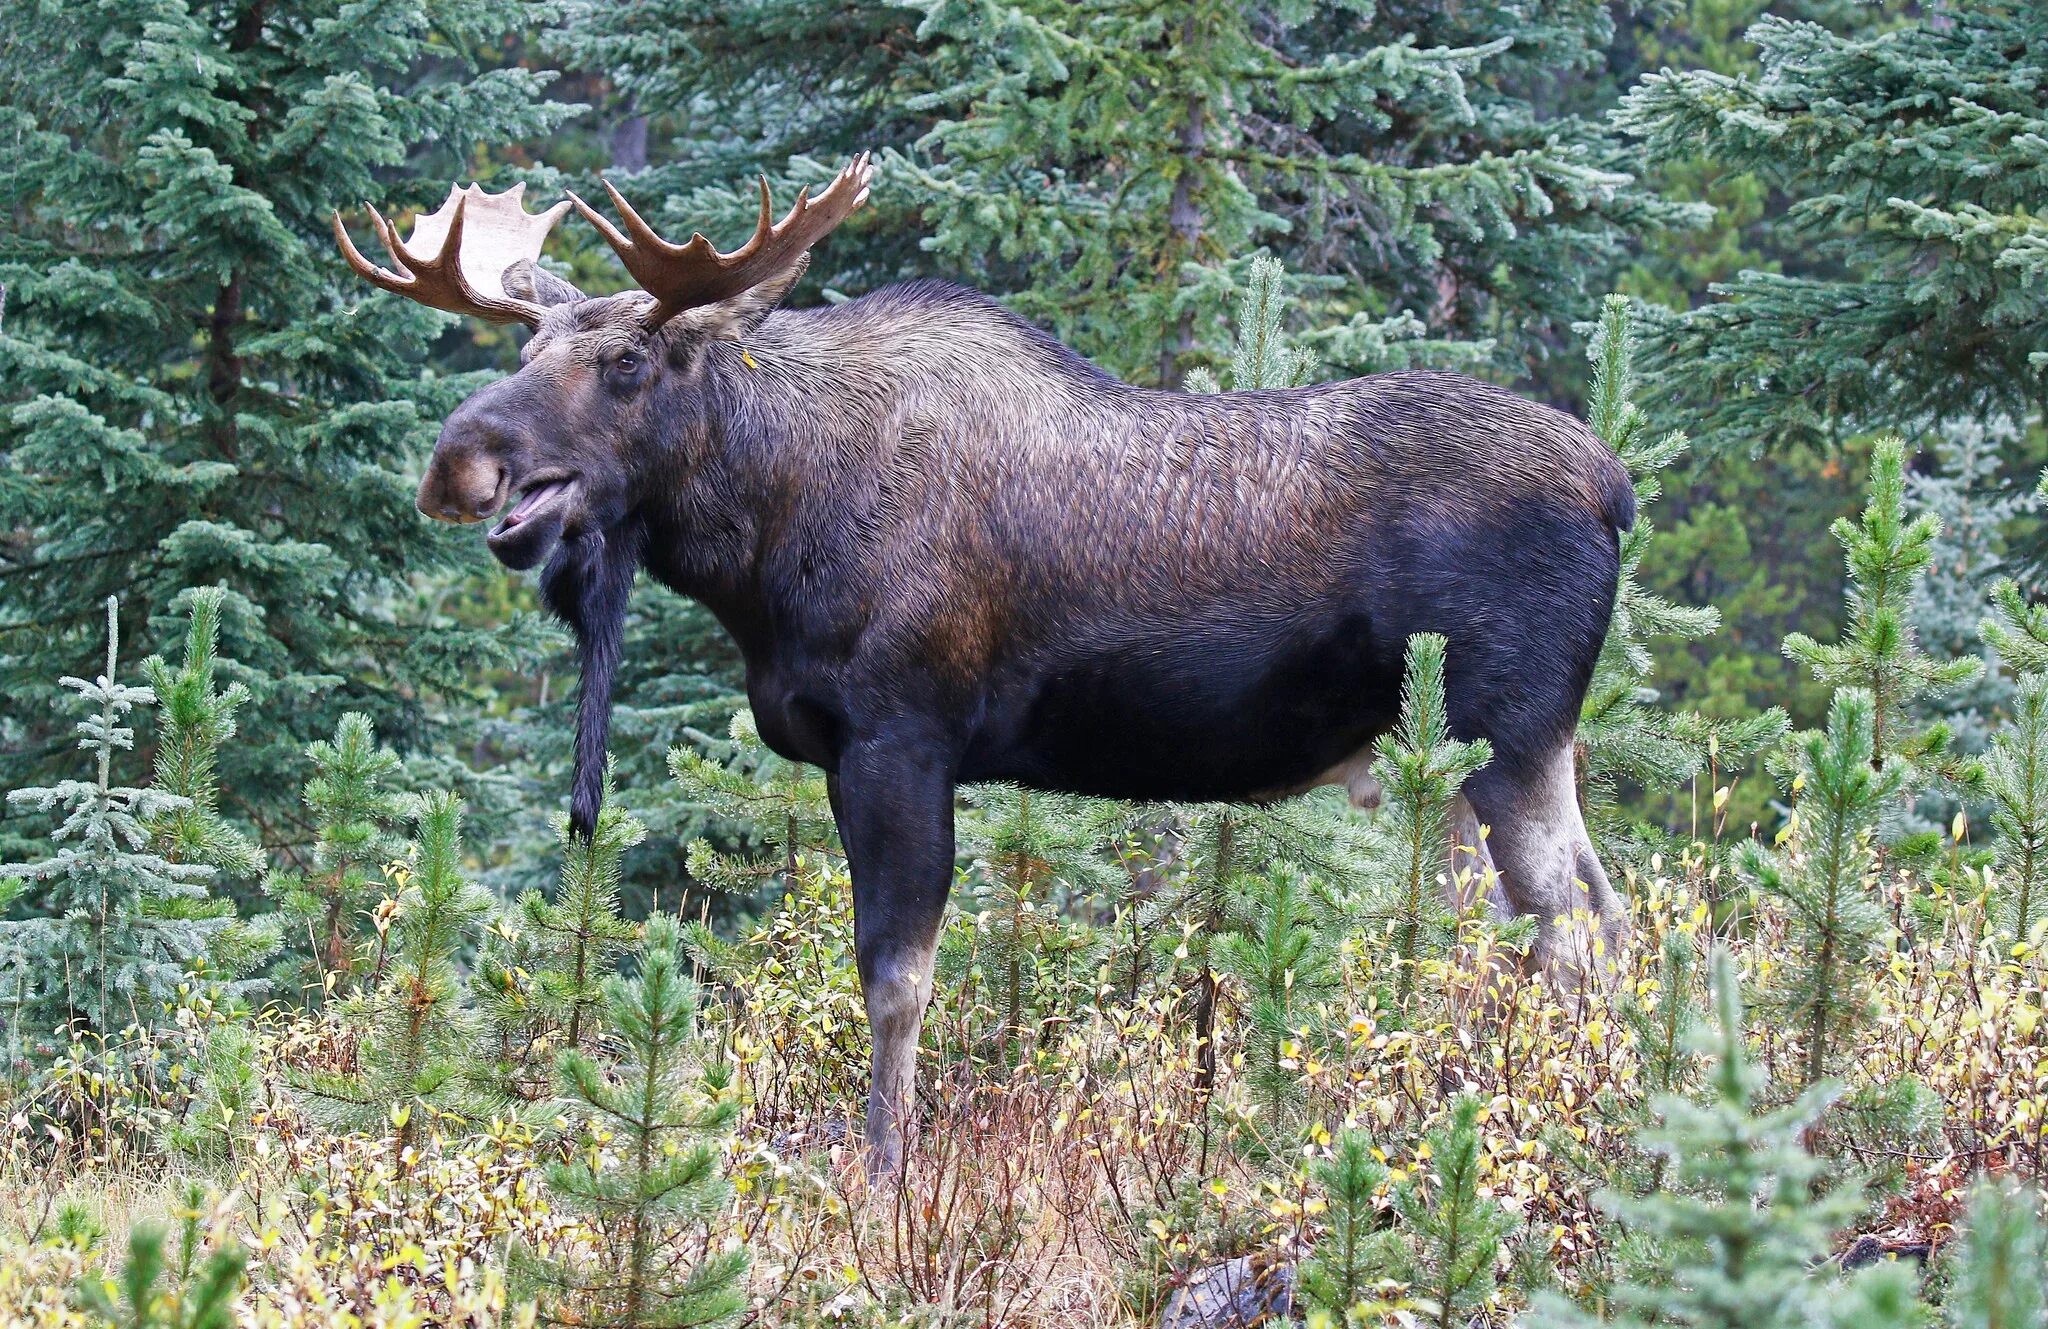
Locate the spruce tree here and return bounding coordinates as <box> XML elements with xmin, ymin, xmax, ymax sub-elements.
<box><xmin>483</xmin><ymin>793</ymin><xmax>643</xmax><ymax>1082</ymax></box>
<box><xmin>1785</xmin><ymin>436</ymin><xmax>1982</xmax><ymax>782</ymax></box>
<box><xmin>1527</xmin><ymin>949</ymin><xmax>1918</xmax><ymax>1329</ymax></box>
<box><xmin>1907</xmin><ymin>422</ymin><xmax>2034</xmax><ymax>759</ymax></box>
<box><xmin>1576</xmin><ymin>295</ymin><xmax>1786</xmax><ymax>856</ymax></box>
<box><xmin>1944</xmin><ymin>1181</ymin><xmax>2048</xmax><ymax>1329</ymax></box>
<box><xmin>0</xmin><ymin>599</ymin><xmax>218</xmax><ymax>1049</ymax></box>
<box><xmin>949</xmin><ymin>785</ymin><xmax>1120</xmax><ymax>1063</ymax></box>
<box><xmin>557</xmin><ymin>1</ymin><xmax>1674</xmax><ymax>388</ymax></box>
<box><xmin>669</xmin><ymin>709</ymin><xmax>836</xmax><ymax>900</ymax></box>
<box><xmin>1359</xmin><ymin>632</ymin><xmax>1490</xmax><ymax>1008</ymax></box>
<box><xmin>1298</xmin><ymin>1130</ymin><xmax>1397</xmax><ymax>1323</ymax></box>
<box><xmin>0</xmin><ymin>0</ymin><xmax>577</xmax><ymax>851</ymax></box>
<box><xmin>140</xmin><ymin>588</ymin><xmax>279</xmax><ymax>991</ymax></box>
<box><xmin>1215</xmin><ymin>861</ymin><xmax>1343</xmax><ymax>1128</ymax></box>
<box><xmin>270</xmin><ymin>713</ymin><xmax>405</xmax><ymax>1002</ymax></box>
<box><xmin>1738</xmin><ymin>688</ymin><xmax>1903</xmax><ymax>1088</ymax></box>
<box><xmin>300</xmin><ymin>790</ymin><xmax>490</xmax><ymax>1146</ymax></box>
<box><xmin>531</xmin><ymin>913</ymin><xmax>747</xmax><ymax>1329</ymax></box>
<box><xmin>1981</xmin><ymin>674</ymin><xmax>2048</xmax><ymax>946</ymax></box>
<box><xmin>1388</xmin><ymin>1096</ymin><xmax>1516</xmax><ymax>1329</ymax></box>
<box><xmin>1618</xmin><ymin>8</ymin><xmax>2048</xmax><ymax>454</ymax></box>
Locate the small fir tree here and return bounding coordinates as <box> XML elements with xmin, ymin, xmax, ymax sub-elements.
<box><xmin>1944</xmin><ymin>1181</ymin><xmax>2048</xmax><ymax>1329</ymax></box>
<box><xmin>1388</xmin><ymin>1096</ymin><xmax>1516</xmax><ymax>1329</ymax></box>
<box><xmin>1528</xmin><ymin>949</ymin><xmax>1918</xmax><ymax>1329</ymax></box>
<box><xmin>1785</xmin><ymin>436</ymin><xmax>1982</xmax><ymax>782</ymax></box>
<box><xmin>531</xmin><ymin>913</ymin><xmax>748</xmax><ymax>1329</ymax></box>
<box><xmin>1360</xmin><ymin>632</ymin><xmax>1491</xmax><ymax>1008</ymax></box>
<box><xmin>77</xmin><ymin>1184</ymin><xmax>248</xmax><ymax>1329</ymax></box>
<box><xmin>1738</xmin><ymin>688</ymin><xmax>1903</xmax><ymax>1088</ymax></box>
<box><xmin>140</xmin><ymin>590</ymin><xmax>279</xmax><ymax>994</ymax></box>
<box><xmin>1907</xmin><ymin>421</ymin><xmax>2034</xmax><ymax>760</ymax></box>
<box><xmin>948</xmin><ymin>785</ymin><xmax>1121</xmax><ymax>1063</ymax></box>
<box><xmin>1298</xmin><ymin>1130</ymin><xmax>1398</xmax><ymax>1323</ymax></box>
<box><xmin>476</xmin><ymin>792</ymin><xmax>646</xmax><ymax>1099</ymax></box>
<box><xmin>1982</xmin><ymin>673</ymin><xmax>2048</xmax><ymax>945</ymax></box>
<box><xmin>0</xmin><ymin>599</ymin><xmax>219</xmax><ymax>1048</ymax></box>
<box><xmin>670</xmin><ymin>709</ymin><xmax>836</xmax><ymax>899</ymax></box>
<box><xmin>300</xmin><ymin>791</ymin><xmax>490</xmax><ymax>1146</ymax></box>
<box><xmin>1182</xmin><ymin>256</ymin><xmax>1319</xmax><ymax>393</ymax></box>
<box><xmin>1215</xmin><ymin>861</ymin><xmax>1343</xmax><ymax>1128</ymax></box>
<box><xmin>271</xmin><ymin>714</ymin><xmax>405</xmax><ymax>1002</ymax></box>
<box><xmin>1576</xmin><ymin>296</ymin><xmax>1787</xmax><ymax>855</ymax></box>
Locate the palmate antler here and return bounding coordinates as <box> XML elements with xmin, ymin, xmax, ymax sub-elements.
<box><xmin>332</xmin><ymin>183</ymin><xmax>571</xmax><ymax>327</ymax></box>
<box><xmin>568</xmin><ymin>152</ymin><xmax>874</xmax><ymax>330</ymax></box>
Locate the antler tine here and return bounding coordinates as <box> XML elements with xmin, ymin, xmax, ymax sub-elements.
<box><xmin>571</xmin><ymin>153</ymin><xmax>875</xmax><ymax>330</ymax></box>
<box><xmin>332</xmin><ymin>184</ymin><xmax>564</xmax><ymax>327</ymax></box>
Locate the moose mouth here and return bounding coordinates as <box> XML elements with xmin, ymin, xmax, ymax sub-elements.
<box><xmin>493</xmin><ymin>474</ymin><xmax>578</xmax><ymax>537</ymax></box>
<box><xmin>487</xmin><ymin>473</ymin><xmax>580</xmax><ymax>570</ymax></box>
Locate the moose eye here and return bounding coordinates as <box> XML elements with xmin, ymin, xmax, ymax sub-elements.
<box><xmin>612</xmin><ymin>352</ymin><xmax>640</xmax><ymax>375</ymax></box>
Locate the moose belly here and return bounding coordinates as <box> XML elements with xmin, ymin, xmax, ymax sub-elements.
<box><xmin>959</xmin><ymin>609</ymin><xmax>1402</xmax><ymax>803</ymax></box>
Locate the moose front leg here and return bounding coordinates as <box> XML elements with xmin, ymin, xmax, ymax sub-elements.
<box><xmin>829</xmin><ymin>737</ymin><xmax>956</xmax><ymax>1180</ymax></box>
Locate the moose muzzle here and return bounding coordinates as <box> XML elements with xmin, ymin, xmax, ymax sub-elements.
<box><xmin>416</xmin><ymin>393</ymin><xmax>520</xmax><ymax>524</ymax></box>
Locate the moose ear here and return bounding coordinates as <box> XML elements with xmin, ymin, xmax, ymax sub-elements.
<box><xmin>501</xmin><ymin>259</ymin><xmax>586</xmax><ymax>309</ymax></box>
<box><xmin>696</xmin><ymin>254</ymin><xmax>810</xmax><ymax>343</ymax></box>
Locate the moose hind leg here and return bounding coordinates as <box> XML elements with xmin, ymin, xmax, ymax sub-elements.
<box><xmin>1463</xmin><ymin>742</ymin><xmax>1624</xmax><ymax>982</ymax></box>
<box><xmin>830</xmin><ymin>739</ymin><xmax>957</xmax><ymax>1182</ymax></box>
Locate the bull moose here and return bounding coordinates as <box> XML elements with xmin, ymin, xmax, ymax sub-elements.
<box><xmin>334</xmin><ymin>155</ymin><xmax>1632</xmax><ymax>1174</ymax></box>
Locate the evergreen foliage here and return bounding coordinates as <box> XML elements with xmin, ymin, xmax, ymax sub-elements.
<box><xmin>669</xmin><ymin>710</ymin><xmax>836</xmax><ymax>902</ymax></box>
<box><xmin>1298</xmin><ymin>1130</ymin><xmax>1396</xmax><ymax>1323</ymax></box>
<box><xmin>1738</xmin><ymin>688</ymin><xmax>1903</xmax><ymax>1088</ymax></box>
<box><xmin>1359</xmin><ymin>632</ymin><xmax>1490</xmax><ymax>1008</ymax></box>
<box><xmin>1906</xmin><ymin>422</ymin><xmax>2034</xmax><ymax>759</ymax></box>
<box><xmin>1944</xmin><ymin>1182</ymin><xmax>2048</xmax><ymax>1329</ymax></box>
<box><xmin>300</xmin><ymin>791</ymin><xmax>490</xmax><ymax>1145</ymax></box>
<box><xmin>1577</xmin><ymin>295</ymin><xmax>1786</xmax><ymax>855</ymax></box>
<box><xmin>949</xmin><ymin>785</ymin><xmax>1120</xmax><ymax>1062</ymax></box>
<box><xmin>1182</xmin><ymin>256</ymin><xmax>1317</xmax><ymax>394</ymax></box>
<box><xmin>558</xmin><ymin>0</ymin><xmax>1677</xmax><ymax>388</ymax></box>
<box><xmin>1387</xmin><ymin>1096</ymin><xmax>1516</xmax><ymax>1329</ymax></box>
<box><xmin>1981</xmin><ymin>673</ymin><xmax>2048</xmax><ymax>946</ymax></box>
<box><xmin>1528</xmin><ymin>949</ymin><xmax>1917</xmax><ymax>1329</ymax></box>
<box><xmin>530</xmin><ymin>913</ymin><xmax>747</xmax><ymax>1329</ymax></box>
<box><xmin>77</xmin><ymin>1185</ymin><xmax>248</xmax><ymax>1329</ymax></box>
<box><xmin>1785</xmin><ymin>436</ymin><xmax>1982</xmax><ymax>782</ymax></box>
<box><xmin>141</xmin><ymin>589</ymin><xmax>260</xmax><ymax>883</ymax></box>
<box><xmin>1215</xmin><ymin>862</ymin><xmax>1342</xmax><ymax>1127</ymax></box>
<box><xmin>1619</xmin><ymin>8</ymin><xmax>2048</xmax><ymax>454</ymax></box>
<box><xmin>0</xmin><ymin>0</ymin><xmax>577</xmax><ymax>852</ymax></box>
<box><xmin>477</xmin><ymin>792</ymin><xmax>644</xmax><ymax>1096</ymax></box>
<box><xmin>270</xmin><ymin>714</ymin><xmax>405</xmax><ymax>1003</ymax></box>
<box><xmin>0</xmin><ymin>600</ymin><xmax>219</xmax><ymax>1047</ymax></box>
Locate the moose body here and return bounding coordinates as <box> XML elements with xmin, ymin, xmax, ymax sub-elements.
<box><xmin>336</xmin><ymin>161</ymin><xmax>1632</xmax><ymax>1173</ymax></box>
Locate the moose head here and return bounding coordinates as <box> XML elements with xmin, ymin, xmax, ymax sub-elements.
<box><xmin>333</xmin><ymin>158</ymin><xmax>873</xmax><ymax>834</ymax></box>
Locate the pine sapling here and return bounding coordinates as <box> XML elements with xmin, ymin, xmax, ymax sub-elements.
<box><xmin>141</xmin><ymin>589</ymin><xmax>278</xmax><ymax>993</ymax></box>
<box><xmin>1944</xmin><ymin>1181</ymin><xmax>2048</xmax><ymax>1329</ymax></box>
<box><xmin>300</xmin><ymin>791</ymin><xmax>489</xmax><ymax>1145</ymax></box>
<box><xmin>1389</xmin><ymin>1096</ymin><xmax>1515</xmax><ymax>1329</ymax></box>
<box><xmin>1184</xmin><ymin>255</ymin><xmax>1319</xmax><ymax>393</ymax></box>
<box><xmin>1363</xmin><ymin>632</ymin><xmax>1490</xmax><ymax>1007</ymax></box>
<box><xmin>671</xmin><ymin>708</ymin><xmax>835</xmax><ymax>894</ymax></box>
<box><xmin>1576</xmin><ymin>296</ymin><xmax>1787</xmax><ymax>856</ymax></box>
<box><xmin>1528</xmin><ymin>948</ymin><xmax>1915</xmax><ymax>1329</ymax></box>
<box><xmin>1786</xmin><ymin>436</ymin><xmax>1982</xmax><ymax>778</ymax></box>
<box><xmin>1739</xmin><ymin>688</ymin><xmax>1903</xmax><ymax>1087</ymax></box>
<box><xmin>1215</xmin><ymin>861</ymin><xmax>1342</xmax><ymax>1128</ymax></box>
<box><xmin>534</xmin><ymin>793</ymin><xmax>646</xmax><ymax>1051</ymax></box>
<box><xmin>532</xmin><ymin>913</ymin><xmax>747</xmax><ymax>1329</ymax></box>
<box><xmin>1982</xmin><ymin>672</ymin><xmax>2048</xmax><ymax>945</ymax></box>
<box><xmin>1298</xmin><ymin>1129</ymin><xmax>1397</xmax><ymax>1320</ymax></box>
<box><xmin>272</xmin><ymin>713</ymin><xmax>404</xmax><ymax>1001</ymax></box>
